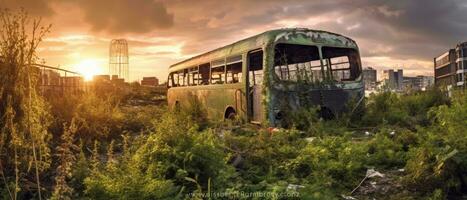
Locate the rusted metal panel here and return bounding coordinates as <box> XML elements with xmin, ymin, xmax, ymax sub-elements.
<box><xmin>168</xmin><ymin>28</ymin><xmax>364</xmax><ymax>126</ymax></box>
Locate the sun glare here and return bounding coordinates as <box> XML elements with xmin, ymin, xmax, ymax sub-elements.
<box><xmin>75</xmin><ymin>59</ymin><xmax>103</xmax><ymax>81</ymax></box>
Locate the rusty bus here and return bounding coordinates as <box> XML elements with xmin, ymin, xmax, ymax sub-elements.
<box><xmin>167</xmin><ymin>28</ymin><xmax>364</xmax><ymax>126</ymax></box>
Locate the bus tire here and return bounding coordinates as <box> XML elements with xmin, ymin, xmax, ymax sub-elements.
<box><xmin>319</xmin><ymin>106</ymin><xmax>335</xmax><ymax>120</ymax></box>
<box><xmin>225</xmin><ymin>107</ymin><xmax>236</xmax><ymax>120</ymax></box>
<box><xmin>174</xmin><ymin>101</ymin><xmax>180</xmax><ymax>111</ymax></box>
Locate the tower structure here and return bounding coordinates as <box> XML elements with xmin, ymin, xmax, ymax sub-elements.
<box><xmin>109</xmin><ymin>39</ymin><xmax>129</xmax><ymax>81</ymax></box>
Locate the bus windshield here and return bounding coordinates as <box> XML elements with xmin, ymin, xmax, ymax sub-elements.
<box><xmin>274</xmin><ymin>44</ymin><xmax>361</xmax><ymax>83</ymax></box>
<box><xmin>322</xmin><ymin>46</ymin><xmax>361</xmax><ymax>82</ymax></box>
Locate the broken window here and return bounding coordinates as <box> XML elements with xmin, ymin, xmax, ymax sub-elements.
<box><xmin>211</xmin><ymin>59</ymin><xmax>225</xmax><ymax>84</ymax></box>
<box><xmin>187</xmin><ymin>67</ymin><xmax>199</xmax><ymax>86</ymax></box>
<box><xmin>168</xmin><ymin>73</ymin><xmax>174</xmax><ymax>88</ymax></box>
<box><xmin>226</xmin><ymin>55</ymin><xmax>243</xmax><ymax>84</ymax></box>
<box><xmin>322</xmin><ymin>46</ymin><xmax>361</xmax><ymax>82</ymax></box>
<box><xmin>274</xmin><ymin>44</ymin><xmax>321</xmax><ymax>82</ymax></box>
<box><xmin>248</xmin><ymin>50</ymin><xmax>263</xmax><ymax>86</ymax></box>
<box><xmin>199</xmin><ymin>63</ymin><xmax>210</xmax><ymax>85</ymax></box>
<box><xmin>176</xmin><ymin>70</ymin><xmax>186</xmax><ymax>86</ymax></box>
<box><xmin>308</xmin><ymin>60</ymin><xmax>324</xmax><ymax>82</ymax></box>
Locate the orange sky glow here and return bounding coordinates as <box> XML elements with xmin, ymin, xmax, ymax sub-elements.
<box><xmin>3</xmin><ymin>0</ymin><xmax>466</xmax><ymax>82</ymax></box>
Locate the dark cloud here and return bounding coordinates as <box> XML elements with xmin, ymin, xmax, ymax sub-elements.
<box><xmin>77</xmin><ymin>0</ymin><xmax>174</xmax><ymax>34</ymax></box>
<box><xmin>7</xmin><ymin>0</ymin><xmax>467</xmax><ymax>79</ymax></box>
<box><xmin>161</xmin><ymin>0</ymin><xmax>467</xmax><ymax>61</ymax></box>
<box><xmin>1</xmin><ymin>0</ymin><xmax>54</xmax><ymax>16</ymax></box>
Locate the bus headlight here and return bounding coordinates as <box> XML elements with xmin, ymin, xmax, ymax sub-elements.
<box><xmin>275</xmin><ymin>110</ymin><xmax>284</xmax><ymax>120</ymax></box>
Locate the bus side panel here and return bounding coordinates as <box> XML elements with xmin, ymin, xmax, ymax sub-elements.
<box><xmin>167</xmin><ymin>84</ymin><xmax>245</xmax><ymax>120</ymax></box>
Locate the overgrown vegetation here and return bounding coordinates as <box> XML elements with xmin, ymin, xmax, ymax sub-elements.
<box><xmin>1</xmin><ymin>9</ymin><xmax>466</xmax><ymax>200</ymax></box>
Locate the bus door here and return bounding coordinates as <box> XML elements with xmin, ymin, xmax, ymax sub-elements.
<box><xmin>247</xmin><ymin>49</ymin><xmax>264</xmax><ymax>123</ymax></box>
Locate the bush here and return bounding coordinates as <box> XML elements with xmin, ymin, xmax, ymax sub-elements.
<box><xmin>288</xmin><ymin>134</ymin><xmax>368</xmax><ymax>191</ymax></box>
<box><xmin>404</xmin><ymin>90</ymin><xmax>467</xmax><ymax>196</ymax></box>
<box><xmin>83</xmin><ymin>109</ymin><xmax>236</xmax><ymax>199</ymax></box>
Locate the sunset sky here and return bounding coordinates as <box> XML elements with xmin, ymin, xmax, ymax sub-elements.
<box><xmin>2</xmin><ymin>0</ymin><xmax>467</xmax><ymax>82</ymax></box>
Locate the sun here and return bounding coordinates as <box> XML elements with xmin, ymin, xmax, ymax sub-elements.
<box><xmin>75</xmin><ymin>59</ymin><xmax>104</xmax><ymax>81</ymax></box>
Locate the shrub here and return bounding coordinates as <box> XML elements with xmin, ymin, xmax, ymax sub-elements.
<box><xmin>288</xmin><ymin>134</ymin><xmax>368</xmax><ymax>191</ymax></box>
<box><xmin>83</xmin><ymin>109</ymin><xmax>235</xmax><ymax>199</ymax></box>
<box><xmin>404</xmin><ymin>90</ymin><xmax>467</xmax><ymax>196</ymax></box>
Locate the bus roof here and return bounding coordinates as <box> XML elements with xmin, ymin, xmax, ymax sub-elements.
<box><xmin>169</xmin><ymin>28</ymin><xmax>357</xmax><ymax>72</ymax></box>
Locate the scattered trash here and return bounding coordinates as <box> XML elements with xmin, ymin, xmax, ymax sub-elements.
<box><xmin>350</xmin><ymin>168</ymin><xmax>404</xmax><ymax>198</ymax></box>
<box><xmin>351</xmin><ymin>169</ymin><xmax>385</xmax><ymax>195</ymax></box>
<box><xmin>398</xmin><ymin>168</ymin><xmax>405</xmax><ymax>172</ymax></box>
<box><xmin>305</xmin><ymin>137</ymin><xmax>316</xmax><ymax>142</ymax></box>
<box><xmin>365</xmin><ymin>131</ymin><xmax>370</xmax><ymax>136</ymax></box>
<box><xmin>366</xmin><ymin>169</ymin><xmax>385</xmax><ymax>178</ymax></box>
<box><xmin>341</xmin><ymin>194</ymin><xmax>357</xmax><ymax>200</ymax></box>
<box><xmin>267</xmin><ymin>127</ymin><xmax>280</xmax><ymax>133</ymax></box>
<box><xmin>287</xmin><ymin>184</ymin><xmax>305</xmax><ymax>191</ymax></box>
<box><xmin>389</xmin><ymin>131</ymin><xmax>395</xmax><ymax>136</ymax></box>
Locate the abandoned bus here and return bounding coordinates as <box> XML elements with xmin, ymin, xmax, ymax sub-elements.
<box><xmin>167</xmin><ymin>28</ymin><xmax>364</xmax><ymax>126</ymax></box>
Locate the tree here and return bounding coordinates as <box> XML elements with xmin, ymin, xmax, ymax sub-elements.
<box><xmin>0</xmin><ymin>9</ymin><xmax>52</xmax><ymax>199</ymax></box>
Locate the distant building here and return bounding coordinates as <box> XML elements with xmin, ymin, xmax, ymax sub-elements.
<box><xmin>362</xmin><ymin>67</ymin><xmax>377</xmax><ymax>91</ymax></box>
<box><xmin>403</xmin><ymin>75</ymin><xmax>434</xmax><ymax>91</ymax></box>
<box><xmin>93</xmin><ymin>75</ymin><xmax>111</xmax><ymax>82</ymax></box>
<box><xmin>420</xmin><ymin>76</ymin><xmax>435</xmax><ymax>90</ymax></box>
<box><xmin>60</xmin><ymin>76</ymin><xmax>84</xmax><ymax>92</ymax></box>
<box><xmin>434</xmin><ymin>42</ymin><xmax>467</xmax><ymax>88</ymax></box>
<box><xmin>382</xmin><ymin>69</ymin><xmax>403</xmax><ymax>91</ymax></box>
<box><xmin>455</xmin><ymin>42</ymin><xmax>467</xmax><ymax>87</ymax></box>
<box><xmin>141</xmin><ymin>77</ymin><xmax>159</xmax><ymax>87</ymax></box>
<box><xmin>40</xmin><ymin>69</ymin><xmax>60</xmax><ymax>86</ymax></box>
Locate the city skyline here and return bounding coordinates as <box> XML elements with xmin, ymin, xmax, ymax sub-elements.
<box><xmin>2</xmin><ymin>0</ymin><xmax>467</xmax><ymax>82</ymax></box>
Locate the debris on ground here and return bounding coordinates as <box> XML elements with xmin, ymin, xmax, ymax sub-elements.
<box><xmin>349</xmin><ymin>168</ymin><xmax>406</xmax><ymax>199</ymax></box>
<box><xmin>287</xmin><ymin>184</ymin><xmax>305</xmax><ymax>191</ymax></box>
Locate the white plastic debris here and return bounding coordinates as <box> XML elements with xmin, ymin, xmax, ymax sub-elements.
<box><xmin>390</xmin><ymin>131</ymin><xmax>395</xmax><ymax>136</ymax></box>
<box><xmin>398</xmin><ymin>168</ymin><xmax>405</xmax><ymax>172</ymax></box>
<box><xmin>366</xmin><ymin>169</ymin><xmax>385</xmax><ymax>178</ymax></box>
<box><xmin>287</xmin><ymin>184</ymin><xmax>305</xmax><ymax>190</ymax></box>
<box><xmin>305</xmin><ymin>137</ymin><xmax>316</xmax><ymax>142</ymax></box>
<box><xmin>365</xmin><ymin>131</ymin><xmax>370</xmax><ymax>136</ymax></box>
<box><xmin>341</xmin><ymin>194</ymin><xmax>357</xmax><ymax>200</ymax></box>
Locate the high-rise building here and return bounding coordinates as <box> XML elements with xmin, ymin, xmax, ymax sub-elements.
<box><xmin>455</xmin><ymin>42</ymin><xmax>467</xmax><ymax>87</ymax></box>
<box><xmin>382</xmin><ymin>69</ymin><xmax>403</xmax><ymax>91</ymax></box>
<box><xmin>434</xmin><ymin>41</ymin><xmax>467</xmax><ymax>88</ymax></box>
<box><xmin>403</xmin><ymin>75</ymin><xmax>434</xmax><ymax>91</ymax></box>
<box><xmin>362</xmin><ymin>67</ymin><xmax>377</xmax><ymax>91</ymax></box>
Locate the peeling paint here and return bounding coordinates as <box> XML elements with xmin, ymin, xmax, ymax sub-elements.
<box><xmin>274</xmin><ymin>29</ymin><xmax>357</xmax><ymax>48</ymax></box>
<box><xmin>167</xmin><ymin>28</ymin><xmax>364</xmax><ymax>126</ymax></box>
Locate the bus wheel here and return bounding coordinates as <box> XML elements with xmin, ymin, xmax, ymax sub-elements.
<box><xmin>319</xmin><ymin>106</ymin><xmax>334</xmax><ymax>120</ymax></box>
<box><xmin>225</xmin><ymin>108</ymin><xmax>236</xmax><ymax>120</ymax></box>
<box><xmin>174</xmin><ymin>101</ymin><xmax>180</xmax><ymax>111</ymax></box>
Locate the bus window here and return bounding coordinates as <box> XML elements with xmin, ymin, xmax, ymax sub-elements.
<box><xmin>177</xmin><ymin>70</ymin><xmax>186</xmax><ymax>86</ymax></box>
<box><xmin>187</xmin><ymin>67</ymin><xmax>199</xmax><ymax>86</ymax></box>
<box><xmin>322</xmin><ymin>47</ymin><xmax>361</xmax><ymax>82</ymax></box>
<box><xmin>309</xmin><ymin>60</ymin><xmax>324</xmax><ymax>82</ymax></box>
<box><xmin>168</xmin><ymin>73</ymin><xmax>173</xmax><ymax>88</ymax></box>
<box><xmin>226</xmin><ymin>55</ymin><xmax>243</xmax><ymax>84</ymax></box>
<box><xmin>274</xmin><ymin>44</ymin><xmax>320</xmax><ymax>82</ymax></box>
<box><xmin>248</xmin><ymin>50</ymin><xmax>263</xmax><ymax>86</ymax></box>
<box><xmin>199</xmin><ymin>63</ymin><xmax>210</xmax><ymax>85</ymax></box>
<box><xmin>172</xmin><ymin>73</ymin><xmax>179</xmax><ymax>87</ymax></box>
<box><xmin>211</xmin><ymin>59</ymin><xmax>225</xmax><ymax>84</ymax></box>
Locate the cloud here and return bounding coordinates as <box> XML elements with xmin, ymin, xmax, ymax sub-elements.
<box><xmin>76</xmin><ymin>0</ymin><xmax>174</xmax><ymax>34</ymax></box>
<box><xmin>0</xmin><ymin>0</ymin><xmax>54</xmax><ymax>16</ymax></box>
<box><xmin>7</xmin><ymin>0</ymin><xmax>466</xmax><ymax>80</ymax></box>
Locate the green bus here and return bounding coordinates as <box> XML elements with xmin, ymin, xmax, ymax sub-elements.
<box><xmin>167</xmin><ymin>28</ymin><xmax>364</xmax><ymax>126</ymax></box>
